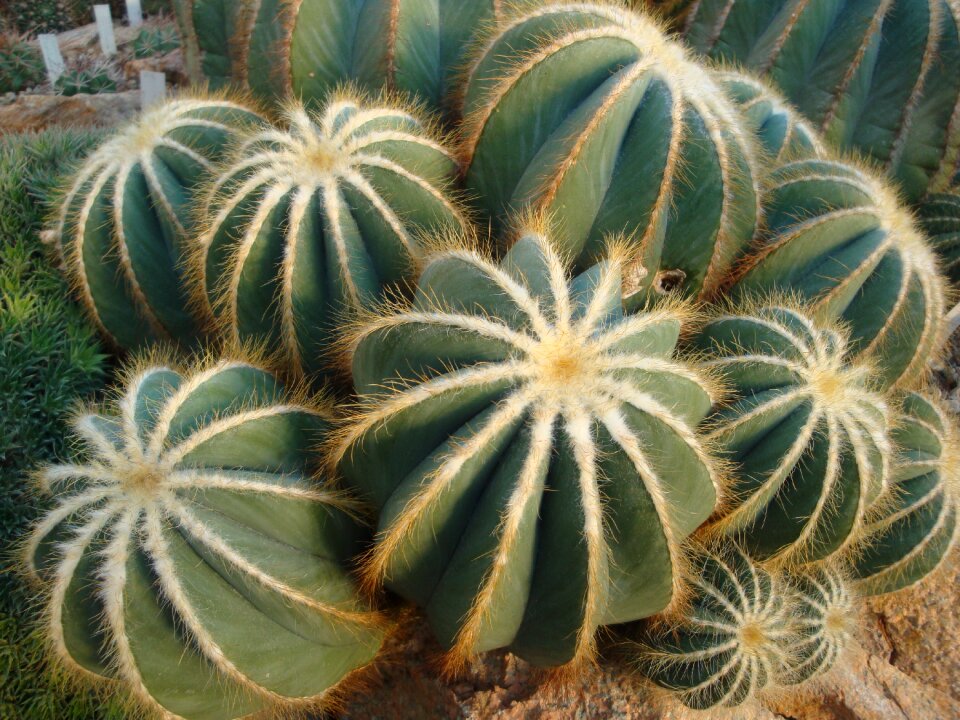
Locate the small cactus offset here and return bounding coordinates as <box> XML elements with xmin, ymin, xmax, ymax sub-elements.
<box><xmin>779</xmin><ymin>565</ymin><xmax>857</xmax><ymax>685</ymax></box>
<box><xmin>917</xmin><ymin>191</ymin><xmax>960</xmax><ymax>286</ymax></box>
<box><xmin>730</xmin><ymin>159</ymin><xmax>948</xmax><ymax>390</ymax></box>
<box><xmin>24</xmin><ymin>357</ymin><xmax>384</xmax><ymax>720</ymax></box>
<box><xmin>633</xmin><ymin>542</ymin><xmax>795</xmax><ymax>709</ymax></box>
<box><xmin>335</xmin><ymin>227</ymin><xmax>721</xmax><ymax>668</ymax></box>
<box><xmin>194</xmin><ymin>91</ymin><xmax>466</xmax><ymax>378</ymax></box>
<box><xmin>460</xmin><ymin>1</ymin><xmax>760</xmax><ymax>303</ymax></box>
<box><xmin>694</xmin><ymin>303</ymin><xmax>890</xmax><ymax>563</ymax></box>
<box><xmin>852</xmin><ymin>391</ymin><xmax>959</xmax><ymax>596</ymax></box>
<box><xmin>55</xmin><ymin>97</ymin><xmax>264</xmax><ymax>350</ymax></box>
<box><xmin>232</xmin><ymin>0</ymin><xmax>504</xmax><ymax>114</ymax></box>
<box><xmin>715</xmin><ymin>71</ymin><xmax>825</xmax><ymax>165</ymax></box>
<box><xmin>680</xmin><ymin>0</ymin><xmax>960</xmax><ymax>202</ymax></box>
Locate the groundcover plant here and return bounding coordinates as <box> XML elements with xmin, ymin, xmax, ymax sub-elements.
<box><xmin>11</xmin><ymin>1</ymin><xmax>960</xmax><ymax>718</ymax></box>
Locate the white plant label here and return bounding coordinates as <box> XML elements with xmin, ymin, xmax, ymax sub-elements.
<box><xmin>141</xmin><ymin>71</ymin><xmax>167</xmax><ymax>110</ymax></box>
<box><xmin>126</xmin><ymin>0</ymin><xmax>143</xmax><ymax>28</ymax></box>
<box><xmin>94</xmin><ymin>5</ymin><xmax>118</xmax><ymax>55</ymax></box>
<box><xmin>38</xmin><ymin>34</ymin><xmax>66</xmax><ymax>84</ymax></box>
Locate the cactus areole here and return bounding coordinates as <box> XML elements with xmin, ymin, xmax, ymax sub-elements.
<box><xmin>460</xmin><ymin>2</ymin><xmax>759</xmax><ymax>303</ymax></box>
<box><xmin>336</xmin><ymin>229</ymin><xmax>720</xmax><ymax>668</ymax></box>
<box><xmin>26</xmin><ymin>360</ymin><xmax>383</xmax><ymax>720</ymax></box>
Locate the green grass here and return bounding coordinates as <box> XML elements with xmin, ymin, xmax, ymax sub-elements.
<box><xmin>0</xmin><ymin>129</ymin><xmax>121</xmax><ymax>720</ymax></box>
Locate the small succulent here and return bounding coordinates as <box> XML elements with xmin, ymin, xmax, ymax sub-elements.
<box><xmin>0</xmin><ymin>33</ymin><xmax>45</xmax><ymax>94</ymax></box>
<box><xmin>55</xmin><ymin>66</ymin><xmax>118</xmax><ymax>96</ymax></box>
<box><xmin>132</xmin><ymin>25</ymin><xmax>180</xmax><ymax>58</ymax></box>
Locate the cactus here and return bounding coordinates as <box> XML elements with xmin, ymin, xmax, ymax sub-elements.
<box><xmin>55</xmin><ymin>97</ymin><xmax>264</xmax><ymax>350</ymax></box>
<box><xmin>231</xmin><ymin>0</ymin><xmax>503</xmax><ymax>114</ymax></box>
<box><xmin>779</xmin><ymin>565</ymin><xmax>857</xmax><ymax>685</ymax></box>
<box><xmin>0</xmin><ymin>33</ymin><xmax>45</xmax><ymax>94</ymax></box>
<box><xmin>917</xmin><ymin>191</ymin><xmax>960</xmax><ymax>286</ymax></box>
<box><xmin>172</xmin><ymin>0</ymin><xmax>245</xmax><ymax>89</ymax></box>
<box><xmin>54</xmin><ymin>61</ymin><xmax>118</xmax><ymax>97</ymax></box>
<box><xmin>852</xmin><ymin>391</ymin><xmax>959</xmax><ymax>596</ymax></box>
<box><xmin>193</xmin><ymin>91</ymin><xmax>465</xmax><ymax>379</ymax></box>
<box><xmin>694</xmin><ymin>303</ymin><xmax>890</xmax><ymax>564</ymax></box>
<box><xmin>459</xmin><ymin>2</ymin><xmax>759</xmax><ymax>304</ymax></box>
<box><xmin>633</xmin><ymin>542</ymin><xmax>795</xmax><ymax>709</ymax></box>
<box><xmin>715</xmin><ymin>70</ymin><xmax>825</xmax><ymax>165</ymax></box>
<box><xmin>24</xmin><ymin>357</ymin><xmax>384</xmax><ymax>720</ymax></box>
<box><xmin>132</xmin><ymin>26</ymin><xmax>180</xmax><ymax>59</ymax></box>
<box><xmin>730</xmin><ymin>159</ymin><xmax>948</xmax><ymax>390</ymax></box>
<box><xmin>680</xmin><ymin>0</ymin><xmax>960</xmax><ymax>203</ymax></box>
<box><xmin>334</xmin><ymin>227</ymin><xmax>721</xmax><ymax>668</ymax></box>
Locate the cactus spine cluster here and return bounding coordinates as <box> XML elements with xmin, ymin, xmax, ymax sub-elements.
<box><xmin>852</xmin><ymin>391</ymin><xmax>959</xmax><ymax>596</ymax></box>
<box><xmin>460</xmin><ymin>2</ymin><xmax>760</xmax><ymax>302</ymax></box>
<box><xmin>25</xmin><ymin>358</ymin><xmax>384</xmax><ymax>720</ymax></box>
<box><xmin>695</xmin><ymin>304</ymin><xmax>890</xmax><ymax>563</ymax></box>
<box><xmin>194</xmin><ymin>91</ymin><xmax>465</xmax><ymax>377</ymax></box>
<box><xmin>731</xmin><ymin>159</ymin><xmax>948</xmax><ymax>389</ymax></box>
<box><xmin>680</xmin><ymin>0</ymin><xmax>960</xmax><ymax>202</ymax></box>
<box><xmin>335</xmin><ymin>228</ymin><xmax>720</xmax><ymax>668</ymax></box>
<box><xmin>56</xmin><ymin>98</ymin><xmax>264</xmax><ymax>350</ymax></box>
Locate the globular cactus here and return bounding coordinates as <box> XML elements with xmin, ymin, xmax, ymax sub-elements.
<box><xmin>231</xmin><ymin>0</ymin><xmax>503</xmax><ymax>114</ymax></box>
<box><xmin>730</xmin><ymin>159</ymin><xmax>948</xmax><ymax>390</ymax></box>
<box><xmin>680</xmin><ymin>0</ymin><xmax>960</xmax><ymax>203</ymax></box>
<box><xmin>694</xmin><ymin>303</ymin><xmax>890</xmax><ymax>563</ymax></box>
<box><xmin>852</xmin><ymin>392</ymin><xmax>959</xmax><ymax>596</ymax></box>
<box><xmin>172</xmin><ymin>0</ymin><xmax>245</xmax><ymax>89</ymax></box>
<box><xmin>334</xmin><ymin>227</ymin><xmax>721</xmax><ymax>668</ymax></box>
<box><xmin>715</xmin><ymin>70</ymin><xmax>825</xmax><ymax>165</ymax></box>
<box><xmin>55</xmin><ymin>97</ymin><xmax>264</xmax><ymax>350</ymax></box>
<box><xmin>917</xmin><ymin>191</ymin><xmax>960</xmax><ymax>286</ymax></box>
<box><xmin>460</xmin><ymin>1</ymin><xmax>759</xmax><ymax>303</ymax></box>
<box><xmin>194</xmin><ymin>91</ymin><xmax>465</xmax><ymax>378</ymax></box>
<box><xmin>779</xmin><ymin>566</ymin><xmax>857</xmax><ymax>685</ymax></box>
<box><xmin>24</xmin><ymin>357</ymin><xmax>384</xmax><ymax>720</ymax></box>
<box><xmin>633</xmin><ymin>542</ymin><xmax>795</xmax><ymax>709</ymax></box>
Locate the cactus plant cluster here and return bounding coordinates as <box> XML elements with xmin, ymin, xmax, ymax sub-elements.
<box><xmin>0</xmin><ymin>33</ymin><xmax>45</xmax><ymax>94</ymax></box>
<box><xmin>18</xmin><ymin>1</ymin><xmax>960</xmax><ymax>718</ymax></box>
<box><xmin>132</xmin><ymin>25</ymin><xmax>180</xmax><ymax>59</ymax></box>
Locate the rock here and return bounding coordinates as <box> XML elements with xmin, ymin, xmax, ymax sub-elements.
<box><xmin>0</xmin><ymin>91</ymin><xmax>139</xmax><ymax>133</ymax></box>
<box><xmin>766</xmin><ymin>643</ymin><xmax>960</xmax><ymax>720</ymax></box>
<box><xmin>123</xmin><ymin>48</ymin><xmax>186</xmax><ymax>85</ymax></box>
<box><xmin>868</xmin><ymin>553</ymin><xmax>960</xmax><ymax>701</ymax></box>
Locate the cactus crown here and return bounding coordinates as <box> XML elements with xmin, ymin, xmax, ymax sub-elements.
<box><xmin>336</xmin><ymin>226</ymin><xmax>722</xmax><ymax>668</ymax></box>
<box><xmin>193</xmin><ymin>90</ymin><xmax>465</xmax><ymax>377</ymax></box>
<box><xmin>697</xmin><ymin>303</ymin><xmax>890</xmax><ymax>563</ymax></box>
<box><xmin>25</xmin><ymin>355</ymin><xmax>382</xmax><ymax>719</ymax></box>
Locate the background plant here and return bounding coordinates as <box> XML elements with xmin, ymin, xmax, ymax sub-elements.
<box><xmin>0</xmin><ymin>33</ymin><xmax>45</xmax><ymax>94</ymax></box>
